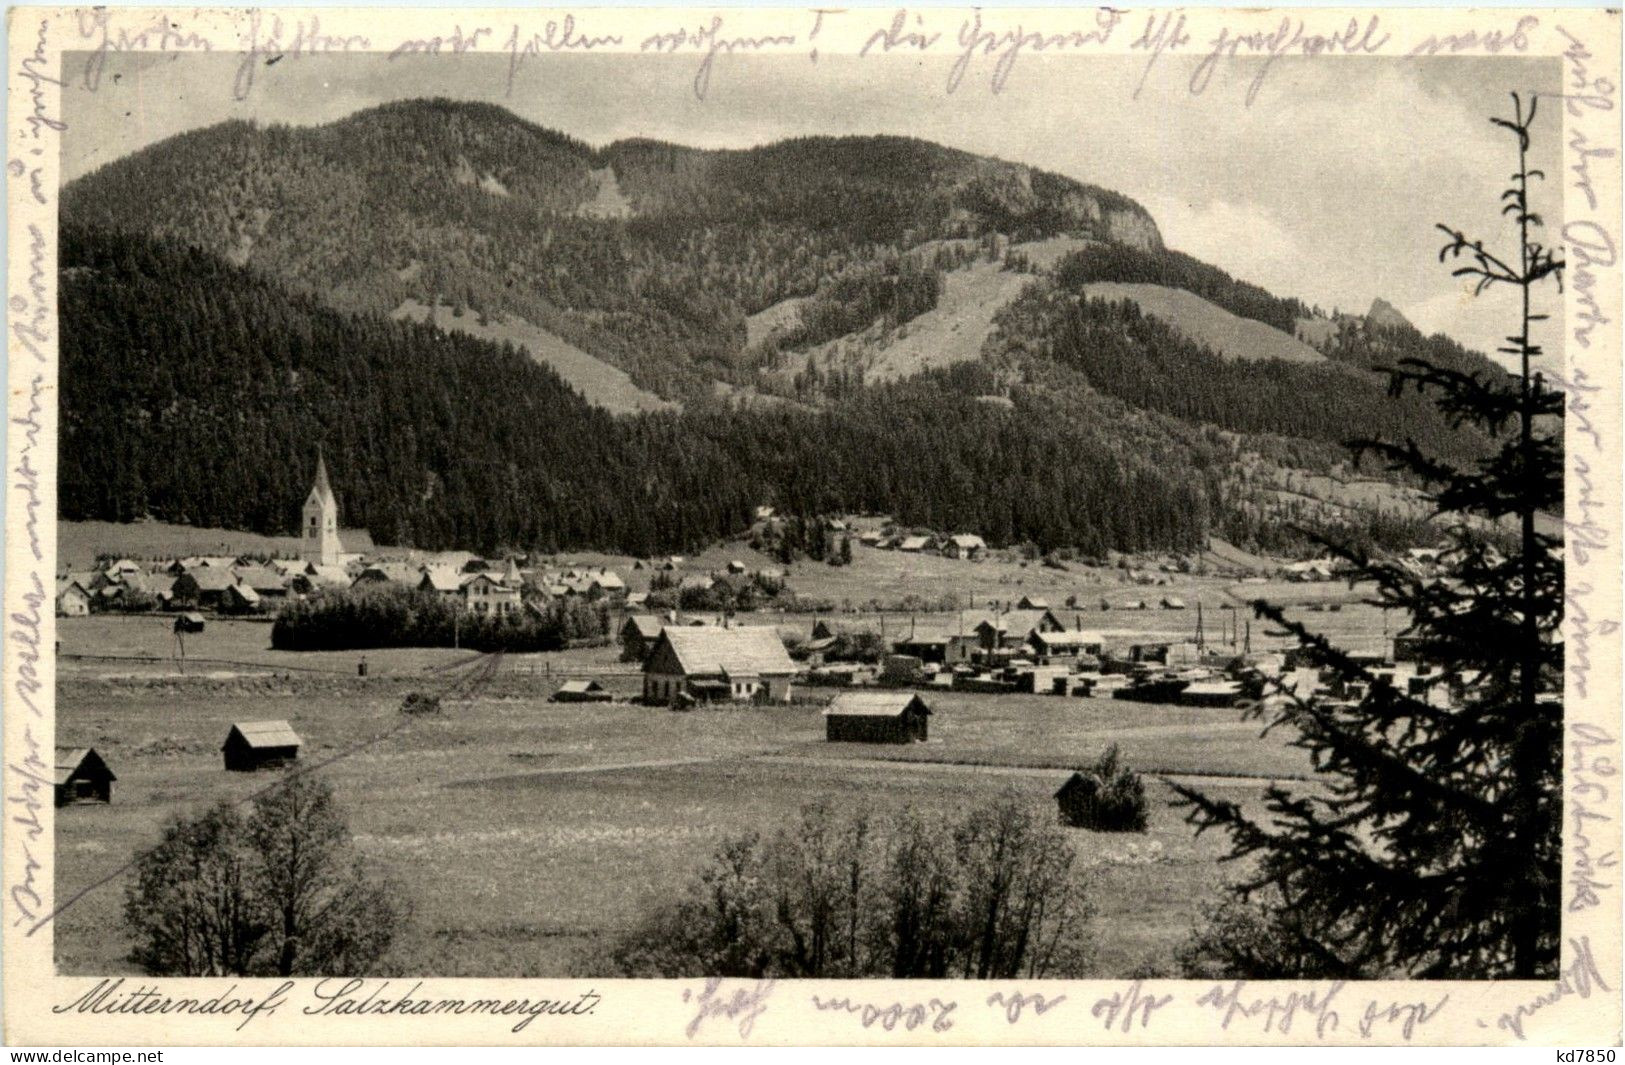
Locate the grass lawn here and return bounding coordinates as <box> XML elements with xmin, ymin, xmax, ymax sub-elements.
<box><xmin>54</xmin><ymin>616</ymin><xmax>1317</xmax><ymax>979</ymax></box>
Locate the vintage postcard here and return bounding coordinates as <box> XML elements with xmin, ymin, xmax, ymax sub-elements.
<box><xmin>4</xmin><ymin>4</ymin><xmax>1622</xmax><ymax>1048</ymax></box>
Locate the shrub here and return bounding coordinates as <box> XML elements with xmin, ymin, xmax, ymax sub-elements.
<box><xmin>827</xmin><ymin>631</ymin><xmax>886</xmax><ymax>664</ymax></box>
<box><xmin>600</xmin><ymin>793</ymin><xmax>1094</xmax><ymax>979</ymax></box>
<box><xmin>1058</xmin><ymin>744</ymin><xmax>1148</xmax><ymax>833</ymax></box>
<box><xmin>1177</xmin><ymin>887</ymin><xmax>1363</xmax><ymax>979</ymax></box>
<box><xmin>400</xmin><ymin>691</ymin><xmax>442</xmax><ymax>715</ymax></box>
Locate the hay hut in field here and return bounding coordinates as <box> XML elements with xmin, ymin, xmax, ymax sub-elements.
<box><xmin>552</xmin><ymin>679</ymin><xmax>612</xmax><ymax>703</ymax></box>
<box><xmin>823</xmin><ymin>691</ymin><xmax>931</xmax><ymax>744</ymax></box>
<box><xmin>222</xmin><ymin>720</ymin><xmax>302</xmax><ymax>771</ymax></box>
<box><xmin>55</xmin><ymin>747</ymin><xmax>115</xmax><ymax>806</ymax></box>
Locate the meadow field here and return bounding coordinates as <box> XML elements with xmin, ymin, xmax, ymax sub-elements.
<box><xmin>48</xmin><ymin>611</ymin><xmax>1349</xmax><ymax>979</ymax></box>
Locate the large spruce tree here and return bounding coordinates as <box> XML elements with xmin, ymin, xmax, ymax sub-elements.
<box><xmin>1175</xmin><ymin>95</ymin><xmax>1565</xmax><ymax>979</ymax></box>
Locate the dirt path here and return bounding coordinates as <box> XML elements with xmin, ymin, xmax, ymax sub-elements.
<box><xmin>747</xmin><ymin>752</ymin><xmax>1298</xmax><ymax>791</ymax></box>
<box><xmin>444</xmin><ymin>754</ymin><xmax>730</xmax><ymax>789</ymax></box>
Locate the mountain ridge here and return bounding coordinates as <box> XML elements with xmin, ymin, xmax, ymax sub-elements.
<box><xmin>58</xmin><ymin>98</ymin><xmax>1515</xmax><ymax>557</ymax></box>
<box><xmin>63</xmin><ymin>99</ymin><xmax>1164</xmax><ymax>402</ymax></box>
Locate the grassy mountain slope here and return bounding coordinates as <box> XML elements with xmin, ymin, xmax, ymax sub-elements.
<box><xmin>1080</xmin><ymin>283</ymin><xmax>1326</xmax><ymax>365</ymax></box>
<box><xmin>63</xmin><ymin>99</ymin><xmax>1162</xmax><ymax>404</ymax></box>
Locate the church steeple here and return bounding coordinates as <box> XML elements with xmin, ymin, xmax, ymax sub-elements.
<box><xmin>302</xmin><ymin>452</ymin><xmax>341</xmax><ymax>566</ymax></box>
<box><xmin>311</xmin><ymin>452</ymin><xmax>335</xmax><ymax>506</ymax></box>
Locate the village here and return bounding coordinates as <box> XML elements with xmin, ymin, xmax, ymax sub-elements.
<box><xmin>53</xmin><ymin>457</ymin><xmax>1462</xmax><ymax>794</ymax></box>
<box><xmin>56</xmin><ymin>457</ymin><xmax>1457</xmax><ymax>725</ymax></box>
<box><xmin>51</xmin><ymin>455</ymin><xmax>1467</xmax><ymax>977</ymax></box>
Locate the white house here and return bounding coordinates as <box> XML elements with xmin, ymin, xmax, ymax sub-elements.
<box><xmin>462</xmin><ymin>573</ymin><xmax>520</xmax><ymax>617</ymax></box>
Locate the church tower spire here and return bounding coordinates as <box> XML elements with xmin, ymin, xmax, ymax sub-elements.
<box><xmin>303</xmin><ymin>452</ymin><xmax>341</xmax><ymax>566</ymax></box>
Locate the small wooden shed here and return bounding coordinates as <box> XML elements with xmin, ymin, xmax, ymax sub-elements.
<box><xmin>55</xmin><ymin>747</ymin><xmax>115</xmax><ymax>806</ymax></box>
<box><xmin>222</xmin><ymin>720</ymin><xmax>302</xmax><ymax>771</ymax></box>
<box><xmin>823</xmin><ymin>691</ymin><xmax>931</xmax><ymax>744</ymax></box>
<box><xmin>551</xmin><ymin>679</ymin><xmax>612</xmax><ymax>703</ymax></box>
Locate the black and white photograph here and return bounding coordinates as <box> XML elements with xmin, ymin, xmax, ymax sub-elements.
<box><xmin>6</xmin><ymin>3</ymin><xmax>1622</xmax><ymax>1049</ymax></box>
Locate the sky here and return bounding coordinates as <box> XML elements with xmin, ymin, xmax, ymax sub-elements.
<box><xmin>62</xmin><ymin>48</ymin><xmax>1564</xmax><ymax>362</ymax></box>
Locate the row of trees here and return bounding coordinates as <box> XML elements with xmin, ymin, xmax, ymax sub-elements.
<box><xmin>269</xmin><ymin>587</ymin><xmax>608</xmax><ymax>652</ymax></box>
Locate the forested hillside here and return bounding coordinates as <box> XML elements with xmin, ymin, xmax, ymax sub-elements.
<box><xmin>988</xmin><ymin>285</ymin><xmax>1492</xmax><ymax>470</ymax></box>
<box><xmin>61</xmin><ymin>227</ymin><xmax>1214</xmax><ymax>556</ymax></box>
<box><xmin>62</xmin><ymin>100</ymin><xmax>1161</xmax><ymax>402</ymax></box>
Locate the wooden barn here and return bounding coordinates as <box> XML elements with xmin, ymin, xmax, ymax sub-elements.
<box><xmin>54</xmin><ymin>747</ymin><xmax>115</xmax><ymax>806</ymax></box>
<box><xmin>1055</xmin><ymin>772</ymin><xmax>1099</xmax><ymax>827</ymax></box>
<box><xmin>642</xmin><ymin>626</ymin><xmax>796</xmax><ymax>706</ymax></box>
<box><xmin>551</xmin><ymin>679</ymin><xmax>612</xmax><ymax>703</ymax></box>
<box><xmin>222</xmin><ymin>720</ymin><xmax>302</xmax><ymax>771</ymax></box>
<box><xmin>823</xmin><ymin>691</ymin><xmax>932</xmax><ymax>744</ymax></box>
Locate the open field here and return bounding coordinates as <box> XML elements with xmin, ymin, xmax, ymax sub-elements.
<box><xmin>60</xmin><ymin>520</ymin><xmax>314</xmax><ymax>570</ymax></box>
<box><xmin>55</xmin><ymin>614</ymin><xmax>627</xmax><ymax>681</ymax></box>
<box><xmin>52</xmin><ymin>616</ymin><xmax>1324</xmax><ymax>978</ymax></box>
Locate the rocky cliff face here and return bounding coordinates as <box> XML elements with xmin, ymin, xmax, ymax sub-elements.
<box><xmin>1367</xmin><ymin>297</ymin><xmax>1414</xmax><ymax>330</ymax></box>
<box><xmin>1104</xmin><ymin>207</ymin><xmax>1164</xmax><ymax>253</ymax></box>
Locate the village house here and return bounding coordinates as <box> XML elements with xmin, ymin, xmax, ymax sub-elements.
<box><xmin>56</xmin><ymin>578</ymin><xmax>91</xmax><ymax>617</ymax></box>
<box><xmin>619</xmin><ymin>614</ymin><xmax>665</xmax><ymax>662</ymax></box>
<box><xmin>942</xmin><ymin>534</ymin><xmax>987</xmax><ymax>560</ymax></box>
<box><xmin>463</xmin><ymin>572</ymin><xmax>521</xmax><ymax>617</ymax></box>
<box><xmin>54</xmin><ymin>747</ymin><xmax>115</xmax><ymax>806</ymax></box>
<box><xmin>642</xmin><ymin>626</ymin><xmax>797</xmax><ymax>706</ymax></box>
<box><xmin>1026</xmin><ymin>629</ymin><xmax>1106</xmax><ymax>663</ymax></box>
<box><xmin>222</xmin><ymin>720</ymin><xmax>302</xmax><ymax>772</ymax></box>
<box><xmin>353</xmin><ymin>561</ymin><xmax>421</xmax><ymax>588</ymax></box>
<box><xmin>220</xmin><ymin>582</ymin><xmax>263</xmax><ymax>614</ymax></box>
<box><xmin>896</xmin><ymin>535</ymin><xmax>933</xmax><ymax>553</ymax></box>
<box><xmin>823</xmin><ymin>691</ymin><xmax>932</xmax><ymax>744</ymax></box>
<box><xmin>428</xmin><ymin>550</ymin><xmax>482</xmax><ymax>572</ymax></box>
<box><xmin>171</xmin><ymin>567</ymin><xmax>244</xmax><ymax>610</ymax></box>
<box><xmin>972</xmin><ymin>609</ymin><xmax>1065</xmax><ymax>651</ymax></box>
<box><xmin>419</xmin><ymin>565</ymin><xmax>465</xmax><ymax>599</ymax></box>
<box><xmin>232</xmin><ymin>563</ymin><xmax>290</xmax><ymax>601</ymax></box>
<box><xmin>288</xmin><ymin>564</ymin><xmax>352</xmax><ymax>595</ymax></box>
<box><xmin>892</xmin><ymin>632</ymin><xmax>950</xmax><ymax>664</ymax></box>
<box><xmin>1017</xmin><ymin>595</ymin><xmax>1051</xmax><ymax>610</ymax></box>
